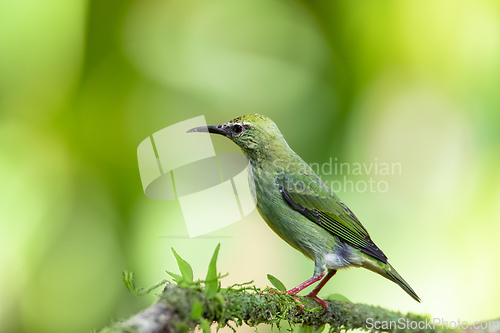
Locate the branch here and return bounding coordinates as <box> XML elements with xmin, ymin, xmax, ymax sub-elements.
<box><xmin>99</xmin><ymin>247</ymin><xmax>499</xmax><ymax>333</ymax></box>
<box><xmin>99</xmin><ymin>282</ymin><xmax>491</xmax><ymax>333</ymax></box>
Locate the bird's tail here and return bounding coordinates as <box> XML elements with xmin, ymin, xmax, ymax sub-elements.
<box><xmin>363</xmin><ymin>260</ymin><xmax>421</xmax><ymax>302</ymax></box>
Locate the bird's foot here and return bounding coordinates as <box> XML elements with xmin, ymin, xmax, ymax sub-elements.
<box><xmin>305</xmin><ymin>292</ymin><xmax>328</xmax><ymax>309</ymax></box>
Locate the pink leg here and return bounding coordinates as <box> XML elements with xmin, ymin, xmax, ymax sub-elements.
<box><xmin>285</xmin><ymin>272</ymin><xmax>325</xmax><ymax>295</ymax></box>
<box><xmin>305</xmin><ymin>269</ymin><xmax>337</xmax><ymax>309</ymax></box>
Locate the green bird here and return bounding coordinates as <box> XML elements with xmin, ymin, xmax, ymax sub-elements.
<box><xmin>188</xmin><ymin>114</ymin><xmax>420</xmax><ymax>308</ymax></box>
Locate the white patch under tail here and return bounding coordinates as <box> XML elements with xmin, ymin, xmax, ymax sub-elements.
<box><xmin>324</xmin><ymin>244</ymin><xmax>363</xmax><ymax>270</ymax></box>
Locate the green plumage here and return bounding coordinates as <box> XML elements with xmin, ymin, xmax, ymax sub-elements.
<box><xmin>189</xmin><ymin>114</ymin><xmax>420</xmax><ymax>306</ymax></box>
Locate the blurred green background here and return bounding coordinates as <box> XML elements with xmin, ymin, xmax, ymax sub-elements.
<box><xmin>1</xmin><ymin>0</ymin><xmax>500</xmax><ymax>332</ymax></box>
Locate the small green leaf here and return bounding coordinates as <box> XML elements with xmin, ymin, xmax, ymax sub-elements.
<box><xmin>199</xmin><ymin>318</ymin><xmax>211</xmax><ymax>333</ymax></box>
<box><xmin>171</xmin><ymin>248</ymin><xmax>194</xmax><ymax>282</ymax></box>
<box><xmin>165</xmin><ymin>270</ymin><xmax>183</xmax><ymax>283</ymax></box>
<box><xmin>123</xmin><ymin>271</ymin><xmax>167</xmax><ymax>296</ymax></box>
<box><xmin>205</xmin><ymin>243</ymin><xmax>221</xmax><ymax>298</ymax></box>
<box><xmin>267</xmin><ymin>274</ymin><xmax>287</xmax><ymax>291</ymax></box>
<box><xmin>324</xmin><ymin>293</ymin><xmax>352</xmax><ymax>303</ymax></box>
<box><xmin>123</xmin><ymin>271</ymin><xmax>138</xmax><ymax>294</ymax></box>
<box><xmin>190</xmin><ymin>301</ymin><xmax>203</xmax><ymax>319</ymax></box>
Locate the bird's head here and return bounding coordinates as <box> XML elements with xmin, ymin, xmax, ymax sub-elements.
<box><xmin>188</xmin><ymin>114</ymin><xmax>289</xmax><ymax>161</ymax></box>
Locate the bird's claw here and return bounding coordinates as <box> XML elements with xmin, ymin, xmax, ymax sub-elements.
<box><xmin>305</xmin><ymin>293</ymin><xmax>329</xmax><ymax>309</ymax></box>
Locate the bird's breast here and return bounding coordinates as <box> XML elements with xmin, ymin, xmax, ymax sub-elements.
<box><xmin>247</xmin><ymin>162</ymin><xmax>257</xmax><ymax>205</ymax></box>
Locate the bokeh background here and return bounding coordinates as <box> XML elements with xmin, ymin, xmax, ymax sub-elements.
<box><xmin>1</xmin><ymin>0</ymin><xmax>500</xmax><ymax>332</ymax></box>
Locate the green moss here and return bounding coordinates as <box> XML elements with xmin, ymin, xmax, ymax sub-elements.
<box><xmin>98</xmin><ymin>245</ymin><xmax>456</xmax><ymax>333</ymax></box>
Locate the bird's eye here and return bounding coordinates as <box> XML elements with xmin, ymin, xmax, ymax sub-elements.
<box><xmin>233</xmin><ymin>124</ymin><xmax>244</xmax><ymax>134</ymax></box>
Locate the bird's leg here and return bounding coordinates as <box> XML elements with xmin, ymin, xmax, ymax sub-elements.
<box><xmin>268</xmin><ymin>272</ymin><xmax>324</xmax><ymax>308</ymax></box>
<box><xmin>305</xmin><ymin>269</ymin><xmax>337</xmax><ymax>309</ymax></box>
<box><xmin>269</xmin><ymin>263</ymin><xmax>329</xmax><ymax>308</ymax></box>
<box><xmin>285</xmin><ymin>272</ymin><xmax>325</xmax><ymax>295</ymax></box>
<box><xmin>269</xmin><ymin>272</ymin><xmax>324</xmax><ymax>305</ymax></box>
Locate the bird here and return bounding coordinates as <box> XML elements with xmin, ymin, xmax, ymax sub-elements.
<box><xmin>188</xmin><ymin>114</ymin><xmax>420</xmax><ymax>308</ymax></box>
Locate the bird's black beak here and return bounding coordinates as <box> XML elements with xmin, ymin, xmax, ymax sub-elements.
<box><xmin>187</xmin><ymin>124</ymin><xmax>227</xmax><ymax>136</ymax></box>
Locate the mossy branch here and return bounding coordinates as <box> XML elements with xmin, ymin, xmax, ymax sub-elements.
<box><xmin>98</xmin><ymin>282</ymin><xmax>487</xmax><ymax>333</ymax></box>
<box><xmin>98</xmin><ymin>245</ymin><xmax>500</xmax><ymax>333</ymax></box>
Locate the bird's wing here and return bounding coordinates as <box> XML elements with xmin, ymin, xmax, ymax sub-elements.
<box><xmin>277</xmin><ymin>173</ymin><xmax>388</xmax><ymax>263</ymax></box>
